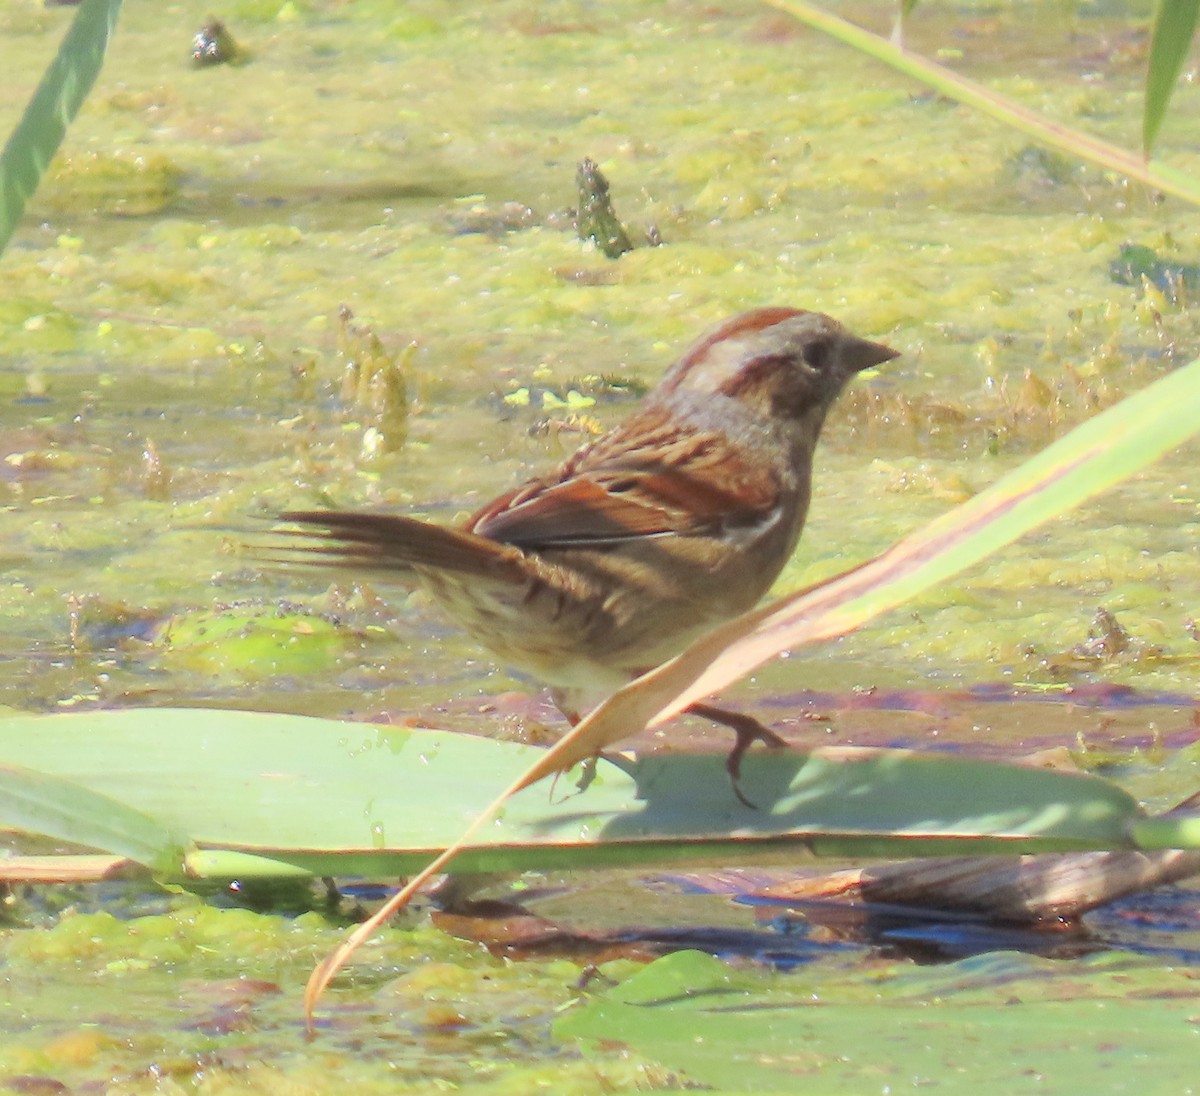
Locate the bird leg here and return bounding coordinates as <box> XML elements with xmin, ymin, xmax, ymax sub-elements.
<box><xmin>686</xmin><ymin>702</ymin><xmax>789</xmax><ymax>809</ymax></box>
<box><xmin>550</xmin><ymin>689</ymin><xmax>788</xmax><ymax>808</ymax></box>
<box><xmin>547</xmin><ymin>689</ymin><xmax>599</xmax><ymax>794</ymax></box>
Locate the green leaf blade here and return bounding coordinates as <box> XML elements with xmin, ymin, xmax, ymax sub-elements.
<box><xmin>0</xmin><ymin>763</ymin><xmax>185</xmax><ymax>874</ymax></box>
<box><xmin>0</xmin><ymin>0</ymin><xmax>123</xmax><ymax>254</ymax></box>
<box><xmin>0</xmin><ymin>710</ymin><xmax>1151</xmax><ymax>881</ymax></box>
<box><xmin>1144</xmin><ymin>0</ymin><xmax>1200</xmax><ymax>155</ymax></box>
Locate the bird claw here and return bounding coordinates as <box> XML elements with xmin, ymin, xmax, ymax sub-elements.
<box><xmin>688</xmin><ymin>702</ymin><xmax>788</xmax><ymax>809</ymax></box>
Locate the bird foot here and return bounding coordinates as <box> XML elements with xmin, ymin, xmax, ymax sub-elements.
<box><xmin>687</xmin><ymin>702</ymin><xmax>788</xmax><ymax>809</ymax></box>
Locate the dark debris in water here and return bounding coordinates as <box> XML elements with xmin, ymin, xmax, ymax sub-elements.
<box><xmin>192</xmin><ymin>18</ymin><xmax>244</xmax><ymax>67</ymax></box>
<box><xmin>575</xmin><ymin>157</ymin><xmax>635</xmax><ymax>259</ymax></box>
<box><xmin>432</xmin><ymin>898</ymin><xmax>824</xmax><ymax>970</ymax></box>
<box><xmin>650</xmin><ymin>867</ymin><xmax>1200</xmax><ymax>967</ymax></box>
<box><xmin>1109</xmin><ymin>243</ymin><xmax>1200</xmax><ymax>302</ymax></box>
<box><xmin>755</xmin><ymin>899</ymin><xmax>1103</xmax><ymax>963</ymax></box>
<box><xmin>427</xmin><ymin>865</ymin><xmax>1200</xmax><ymax>971</ymax></box>
<box><xmin>1071</xmin><ymin>606</ymin><xmax>1163</xmax><ymax>664</ymax></box>
<box><xmin>67</xmin><ymin>594</ymin><xmax>163</xmax><ymax>650</ymax></box>
<box><xmin>1014</xmin><ymin>606</ymin><xmax>1184</xmax><ymax>688</ymax></box>
<box><xmin>999</xmin><ymin>144</ymin><xmax>1081</xmax><ymax>201</ymax></box>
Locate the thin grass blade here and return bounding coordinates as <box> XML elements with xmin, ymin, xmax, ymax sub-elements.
<box><xmin>1144</xmin><ymin>0</ymin><xmax>1200</xmax><ymax>155</ymax></box>
<box><xmin>0</xmin><ymin>0</ymin><xmax>123</xmax><ymax>254</ymax></box>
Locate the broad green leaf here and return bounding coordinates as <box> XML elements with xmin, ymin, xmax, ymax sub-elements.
<box><xmin>0</xmin><ymin>0</ymin><xmax>123</xmax><ymax>255</ymax></box>
<box><xmin>0</xmin><ymin>763</ymin><xmax>184</xmax><ymax>875</ymax></box>
<box><xmin>0</xmin><ymin>709</ymin><xmax>1149</xmax><ymax>881</ymax></box>
<box><xmin>519</xmin><ymin>355</ymin><xmax>1200</xmax><ymax>782</ymax></box>
<box><xmin>1144</xmin><ymin>0</ymin><xmax>1200</xmax><ymax>155</ymax></box>
<box><xmin>556</xmin><ymin>950</ymin><xmax>1200</xmax><ymax>1093</ymax></box>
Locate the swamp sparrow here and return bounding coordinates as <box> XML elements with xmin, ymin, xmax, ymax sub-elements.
<box><xmin>279</xmin><ymin>307</ymin><xmax>897</xmax><ymax>802</ymax></box>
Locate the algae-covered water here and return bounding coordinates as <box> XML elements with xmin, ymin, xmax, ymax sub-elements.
<box><xmin>2</xmin><ymin>0</ymin><xmax>1200</xmax><ymax>1089</ymax></box>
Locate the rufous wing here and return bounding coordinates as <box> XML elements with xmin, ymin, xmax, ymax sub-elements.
<box><xmin>469</xmin><ymin>461</ymin><xmax>780</xmax><ymax>548</ymax></box>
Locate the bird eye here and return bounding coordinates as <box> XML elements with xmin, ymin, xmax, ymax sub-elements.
<box><xmin>802</xmin><ymin>338</ymin><xmax>831</xmax><ymax>371</ymax></box>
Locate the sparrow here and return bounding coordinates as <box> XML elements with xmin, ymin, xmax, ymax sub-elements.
<box><xmin>277</xmin><ymin>307</ymin><xmax>898</xmax><ymax>803</ymax></box>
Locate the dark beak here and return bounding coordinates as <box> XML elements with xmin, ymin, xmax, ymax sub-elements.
<box><xmin>845</xmin><ymin>336</ymin><xmax>900</xmax><ymax>373</ymax></box>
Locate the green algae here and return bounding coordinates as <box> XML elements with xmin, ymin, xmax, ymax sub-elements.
<box><xmin>37</xmin><ymin>150</ymin><xmax>181</xmax><ymax>218</ymax></box>
<box><xmin>1</xmin><ymin>899</ymin><xmax>667</xmax><ymax>1092</ymax></box>
<box><xmin>2</xmin><ymin>0</ymin><xmax>1200</xmax><ymax>1088</ymax></box>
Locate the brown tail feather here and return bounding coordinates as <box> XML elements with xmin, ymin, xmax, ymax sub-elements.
<box><xmin>276</xmin><ymin>510</ymin><xmax>527</xmax><ymax>581</ymax></box>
